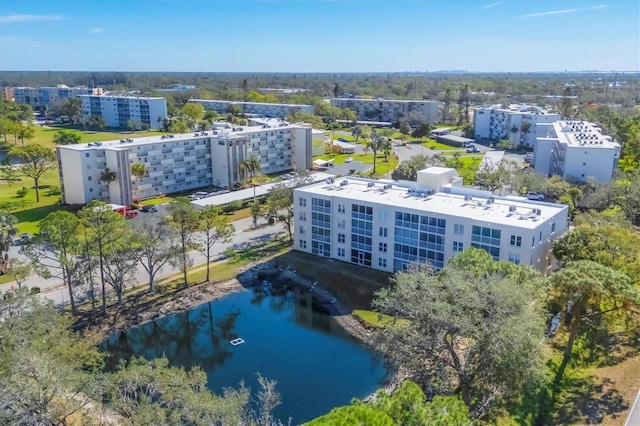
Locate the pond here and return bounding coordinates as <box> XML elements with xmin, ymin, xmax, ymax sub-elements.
<box><xmin>101</xmin><ymin>285</ymin><xmax>386</xmax><ymax>423</ymax></box>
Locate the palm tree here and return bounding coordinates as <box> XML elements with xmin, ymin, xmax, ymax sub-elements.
<box><xmin>351</xmin><ymin>125</ymin><xmax>362</xmax><ymax>142</ymax></box>
<box><xmin>367</xmin><ymin>132</ymin><xmax>385</xmax><ymax>175</ymax></box>
<box><xmin>100</xmin><ymin>168</ymin><xmax>117</xmax><ymax>184</ymax></box>
<box><xmin>239</xmin><ymin>155</ymin><xmax>261</xmax><ymax>202</ymax></box>
<box><xmin>130</xmin><ymin>162</ymin><xmax>147</xmax><ymax>180</ymax></box>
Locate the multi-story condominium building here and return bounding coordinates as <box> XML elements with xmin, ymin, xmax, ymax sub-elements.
<box><xmin>329</xmin><ymin>98</ymin><xmax>441</xmax><ymax>124</ymax></box>
<box><xmin>12</xmin><ymin>85</ymin><xmax>103</xmax><ymax>109</ymax></box>
<box><xmin>79</xmin><ymin>95</ymin><xmax>168</xmax><ymax>130</ymax></box>
<box><xmin>533</xmin><ymin>120</ymin><xmax>620</xmax><ymax>182</ymax></box>
<box><xmin>187</xmin><ymin>99</ymin><xmax>315</xmax><ymax>118</ymax></box>
<box><xmin>56</xmin><ymin>122</ymin><xmax>312</xmax><ymax>206</ymax></box>
<box><xmin>473</xmin><ymin>104</ymin><xmax>561</xmax><ymax>147</ymax></box>
<box><xmin>294</xmin><ymin>167</ymin><xmax>568</xmax><ymax>274</ymax></box>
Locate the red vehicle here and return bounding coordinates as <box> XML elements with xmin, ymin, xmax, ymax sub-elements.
<box><xmin>109</xmin><ymin>204</ymin><xmax>138</xmax><ymax>219</ymax></box>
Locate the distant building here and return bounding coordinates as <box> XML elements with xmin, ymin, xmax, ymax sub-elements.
<box><xmin>533</xmin><ymin>120</ymin><xmax>620</xmax><ymax>183</ymax></box>
<box><xmin>330</xmin><ymin>98</ymin><xmax>441</xmax><ymax>124</ymax></box>
<box><xmin>2</xmin><ymin>87</ymin><xmax>13</xmax><ymax>101</ymax></box>
<box><xmin>258</xmin><ymin>88</ymin><xmax>310</xmax><ymax>95</ymax></box>
<box><xmin>473</xmin><ymin>104</ymin><xmax>561</xmax><ymax>147</ymax></box>
<box><xmin>56</xmin><ymin>122</ymin><xmax>312</xmax><ymax>206</ymax></box>
<box><xmin>12</xmin><ymin>85</ymin><xmax>103</xmax><ymax>109</ymax></box>
<box><xmin>79</xmin><ymin>95</ymin><xmax>168</xmax><ymax>130</ymax></box>
<box><xmin>294</xmin><ymin>167</ymin><xmax>568</xmax><ymax>274</ymax></box>
<box><xmin>155</xmin><ymin>84</ymin><xmax>197</xmax><ymax>92</ymax></box>
<box><xmin>187</xmin><ymin>99</ymin><xmax>314</xmax><ymax>118</ymax></box>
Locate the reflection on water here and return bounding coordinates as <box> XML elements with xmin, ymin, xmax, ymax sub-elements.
<box><xmin>101</xmin><ymin>285</ymin><xmax>385</xmax><ymax>423</ymax></box>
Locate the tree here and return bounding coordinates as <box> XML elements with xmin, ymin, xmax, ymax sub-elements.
<box><xmin>391</xmin><ymin>154</ymin><xmax>428</xmax><ymax>181</ymax></box>
<box><xmin>100</xmin><ymin>167</ymin><xmax>117</xmax><ymax>184</ymax></box>
<box><xmin>399</xmin><ymin>117</ymin><xmax>412</xmax><ymax>135</ymax></box>
<box><xmin>367</xmin><ymin>131</ymin><xmax>385</xmax><ymax>175</ymax></box>
<box><xmin>17</xmin><ymin>123</ymin><xmax>35</xmax><ymax>145</ymax></box>
<box><xmin>78</xmin><ymin>200</ymin><xmax>125</xmax><ymax>315</ymax></box>
<box><xmin>25</xmin><ymin>211</ymin><xmax>83</xmax><ymax>315</ymax></box>
<box><xmin>239</xmin><ymin>154</ymin><xmax>262</xmax><ymax>202</ymax></box>
<box><xmin>197</xmin><ymin>205</ymin><xmax>234</xmax><ymax>283</ymax></box>
<box><xmin>101</xmin><ymin>231</ymin><xmax>140</xmax><ymax>305</ymax></box>
<box><xmin>560</xmin><ymin>86</ymin><xmax>573</xmax><ymax>119</ymax></box>
<box><xmin>182</xmin><ymin>103</ymin><xmax>205</xmax><ymax>126</ymax></box>
<box><xmin>547</xmin><ymin>261</ymin><xmax>640</xmax><ymax>399</ymax></box>
<box><xmin>63</xmin><ymin>97</ymin><xmax>82</xmax><ymax>124</ymax></box>
<box><xmin>250</xmin><ymin>199</ymin><xmax>261</xmax><ymax>229</ymax></box>
<box><xmin>130</xmin><ymin>162</ymin><xmax>147</xmax><ymax>180</ymax></box>
<box><xmin>333</xmin><ymin>83</ymin><xmax>340</xmax><ymax>98</ymax></box>
<box><xmin>412</xmin><ymin>123</ymin><xmax>433</xmax><ymax>139</ymax></box>
<box><xmin>52</xmin><ymin>129</ymin><xmax>82</xmax><ymax>145</ymax></box>
<box><xmin>351</xmin><ymin>124</ymin><xmax>362</xmax><ymax>141</ymax></box>
<box><xmin>441</xmin><ymin>88</ymin><xmax>454</xmax><ymax>124</ymax></box>
<box><xmin>9</xmin><ymin>144</ymin><xmax>56</xmax><ymax>203</ymax></box>
<box><xmin>371</xmin><ymin>252</ymin><xmax>545</xmax><ymax>418</ymax></box>
<box><xmin>170</xmin><ymin>118</ymin><xmax>190</xmax><ymax>133</ymax></box>
<box><xmin>0</xmin><ymin>116</ymin><xmax>15</xmax><ymax>143</ymax></box>
<box><xmin>131</xmin><ymin>220</ymin><xmax>179</xmax><ymax>293</ymax></box>
<box><xmin>167</xmin><ymin>198</ymin><xmax>200</xmax><ymax>287</ymax></box>
<box><xmin>0</xmin><ymin>211</ymin><xmax>17</xmax><ymax>261</ymax></box>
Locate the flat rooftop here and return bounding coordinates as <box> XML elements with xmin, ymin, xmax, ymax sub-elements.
<box><xmin>296</xmin><ymin>177</ymin><xmax>566</xmax><ymax>229</ymax></box>
<box><xmin>332</xmin><ymin>98</ymin><xmax>440</xmax><ymax>104</ymax></box>
<box><xmin>554</xmin><ymin>120</ymin><xmax>619</xmax><ymax>149</ymax></box>
<box><xmin>189</xmin><ymin>99</ymin><xmax>313</xmax><ymax>108</ymax></box>
<box><xmin>58</xmin><ymin>122</ymin><xmax>309</xmax><ymax>152</ymax></box>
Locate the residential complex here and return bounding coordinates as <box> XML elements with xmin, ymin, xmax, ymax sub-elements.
<box><xmin>473</xmin><ymin>104</ymin><xmax>561</xmax><ymax>147</ymax></box>
<box><xmin>533</xmin><ymin>120</ymin><xmax>620</xmax><ymax>182</ymax></box>
<box><xmin>329</xmin><ymin>98</ymin><xmax>441</xmax><ymax>124</ymax></box>
<box><xmin>79</xmin><ymin>95</ymin><xmax>168</xmax><ymax>130</ymax></box>
<box><xmin>187</xmin><ymin>99</ymin><xmax>315</xmax><ymax>118</ymax></box>
<box><xmin>56</xmin><ymin>121</ymin><xmax>312</xmax><ymax>206</ymax></box>
<box><xmin>12</xmin><ymin>85</ymin><xmax>104</xmax><ymax>109</ymax></box>
<box><xmin>294</xmin><ymin>167</ymin><xmax>568</xmax><ymax>274</ymax></box>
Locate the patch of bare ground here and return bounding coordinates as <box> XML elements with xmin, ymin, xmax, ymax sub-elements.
<box><xmin>593</xmin><ymin>355</ymin><xmax>640</xmax><ymax>425</ymax></box>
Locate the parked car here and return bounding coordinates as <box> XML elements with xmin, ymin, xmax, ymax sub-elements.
<box><xmin>344</xmin><ymin>157</ymin><xmax>354</xmax><ymax>163</ymax></box>
<box><xmin>140</xmin><ymin>205</ymin><xmax>158</xmax><ymax>213</ymax></box>
<box><xmin>524</xmin><ymin>154</ymin><xmax>534</xmax><ymax>163</ymax></box>
<box><xmin>338</xmin><ymin>138</ymin><xmax>347</xmax><ymax>142</ymax></box>
<box><xmin>466</xmin><ymin>147</ymin><xmax>480</xmax><ymax>153</ymax></box>
<box><xmin>526</xmin><ymin>192</ymin><xmax>545</xmax><ymax>201</ymax></box>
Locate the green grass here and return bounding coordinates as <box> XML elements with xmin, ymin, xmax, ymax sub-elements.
<box><xmin>353</xmin><ymin>309</ymin><xmax>408</xmax><ymax>328</ymax></box>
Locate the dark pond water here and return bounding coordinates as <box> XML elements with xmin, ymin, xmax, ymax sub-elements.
<box><xmin>101</xmin><ymin>285</ymin><xmax>386</xmax><ymax>423</ymax></box>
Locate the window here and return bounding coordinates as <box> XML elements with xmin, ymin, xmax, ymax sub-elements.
<box><xmin>551</xmin><ymin>222</ymin><xmax>556</xmax><ymax>234</ymax></box>
<box><xmin>508</xmin><ymin>252</ymin><xmax>521</xmax><ymax>264</ymax></box>
<box><xmin>299</xmin><ymin>212</ymin><xmax>306</xmax><ymax>221</ymax></box>
<box><xmin>85</xmin><ymin>153</ymin><xmax>90</xmax><ymax>158</ymax></box>
<box><xmin>299</xmin><ymin>226</ymin><xmax>305</xmax><ymax>235</ymax></box>
<box><xmin>379</xmin><ymin>227</ymin><xmax>388</xmax><ymax>237</ymax></box>
<box><xmin>453</xmin><ymin>241</ymin><xmax>463</xmax><ymax>252</ymax></box>
<box><xmin>338</xmin><ymin>204</ymin><xmax>345</xmax><ymax>213</ymax></box>
<box><xmin>454</xmin><ymin>224</ymin><xmax>464</xmax><ymax>235</ymax></box>
<box><xmin>337</xmin><ymin>220</ymin><xmax>346</xmax><ymax>229</ymax></box>
<box><xmin>379</xmin><ymin>242</ymin><xmax>387</xmax><ymax>253</ymax></box>
<box><xmin>299</xmin><ymin>240</ymin><xmax>307</xmax><ymax>249</ymax></box>
<box><xmin>379</xmin><ymin>258</ymin><xmax>387</xmax><ymax>268</ymax></box>
<box><xmin>532</xmin><ymin>237</ymin><xmax>535</xmax><ymax>248</ymax></box>
<box><xmin>337</xmin><ymin>247</ymin><xmax>345</xmax><ymax>257</ymax></box>
<box><xmin>299</xmin><ymin>197</ymin><xmax>306</xmax><ymax>207</ymax></box>
<box><xmin>510</xmin><ymin>235</ymin><xmax>522</xmax><ymax>247</ymax></box>
<box><xmin>338</xmin><ymin>233</ymin><xmax>345</xmax><ymax>243</ymax></box>
<box><xmin>88</xmin><ymin>176</ymin><xmax>92</xmax><ymax>181</ymax></box>
<box><xmin>539</xmin><ymin>231</ymin><xmax>542</xmax><ymax>243</ymax></box>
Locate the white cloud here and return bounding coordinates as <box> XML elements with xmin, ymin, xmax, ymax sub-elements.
<box><xmin>89</xmin><ymin>27</ymin><xmax>105</xmax><ymax>34</ymax></box>
<box><xmin>483</xmin><ymin>1</ymin><xmax>504</xmax><ymax>9</ymax></box>
<box><xmin>518</xmin><ymin>4</ymin><xmax>609</xmax><ymax>18</ymax></box>
<box><xmin>0</xmin><ymin>36</ymin><xmax>42</xmax><ymax>47</ymax></box>
<box><xmin>0</xmin><ymin>14</ymin><xmax>64</xmax><ymax>23</ymax></box>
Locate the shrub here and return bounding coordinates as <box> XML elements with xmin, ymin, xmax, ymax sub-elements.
<box><xmin>30</xmin><ymin>286</ymin><xmax>41</xmax><ymax>294</ymax></box>
<box><xmin>16</xmin><ymin>188</ymin><xmax>28</xmax><ymax>197</ymax></box>
<box><xmin>47</xmin><ymin>185</ymin><xmax>61</xmax><ymax>195</ymax></box>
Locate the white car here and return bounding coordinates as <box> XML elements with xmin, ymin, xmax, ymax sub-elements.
<box><xmin>344</xmin><ymin>157</ymin><xmax>353</xmax><ymax>163</ymax></box>
<box><xmin>526</xmin><ymin>192</ymin><xmax>545</xmax><ymax>201</ymax></box>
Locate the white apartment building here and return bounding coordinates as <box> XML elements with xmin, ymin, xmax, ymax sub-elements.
<box><xmin>329</xmin><ymin>98</ymin><xmax>441</xmax><ymax>124</ymax></box>
<box><xmin>473</xmin><ymin>104</ymin><xmax>561</xmax><ymax>147</ymax></box>
<box><xmin>533</xmin><ymin>120</ymin><xmax>620</xmax><ymax>183</ymax></box>
<box><xmin>294</xmin><ymin>167</ymin><xmax>568</xmax><ymax>274</ymax></box>
<box><xmin>12</xmin><ymin>85</ymin><xmax>103</xmax><ymax>109</ymax></box>
<box><xmin>187</xmin><ymin>99</ymin><xmax>315</xmax><ymax>118</ymax></box>
<box><xmin>79</xmin><ymin>95</ymin><xmax>168</xmax><ymax>130</ymax></box>
<box><xmin>57</xmin><ymin>122</ymin><xmax>312</xmax><ymax>206</ymax></box>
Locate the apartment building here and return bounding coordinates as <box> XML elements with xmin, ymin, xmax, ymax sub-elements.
<box><xmin>56</xmin><ymin>122</ymin><xmax>312</xmax><ymax>206</ymax></box>
<box><xmin>473</xmin><ymin>104</ymin><xmax>561</xmax><ymax>147</ymax></box>
<box><xmin>78</xmin><ymin>95</ymin><xmax>167</xmax><ymax>130</ymax></box>
<box><xmin>294</xmin><ymin>167</ymin><xmax>568</xmax><ymax>274</ymax></box>
<box><xmin>187</xmin><ymin>99</ymin><xmax>315</xmax><ymax>118</ymax></box>
<box><xmin>533</xmin><ymin>120</ymin><xmax>620</xmax><ymax>182</ymax></box>
<box><xmin>12</xmin><ymin>85</ymin><xmax>103</xmax><ymax>109</ymax></box>
<box><xmin>329</xmin><ymin>98</ymin><xmax>441</xmax><ymax>124</ymax></box>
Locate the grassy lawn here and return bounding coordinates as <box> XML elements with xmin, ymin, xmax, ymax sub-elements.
<box><xmin>421</xmin><ymin>140</ymin><xmax>459</xmax><ymax>150</ymax></box>
<box><xmin>353</xmin><ymin>309</ymin><xmax>409</xmax><ymax>328</ymax></box>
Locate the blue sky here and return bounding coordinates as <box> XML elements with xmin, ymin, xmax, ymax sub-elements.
<box><xmin>0</xmin><ymin>0</ymin><xmax>638</xmax><ymax>72</ymax></box>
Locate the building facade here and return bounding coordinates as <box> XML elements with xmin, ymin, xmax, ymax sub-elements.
<box><xmin>329</xmin><ymin>98</ymin><xmax>441</xmax><ymax>124</ymax></box>
<box><xmin>56</xmin><ymin>122</ymin><xmax>312</xmax><ymax>206</ymax></box>
<box><xmin>533</xmin><ymin>120</ymin><xmax>620</xmax><ymax>183</ymax></box>
<box><xmin>79</xmin><ymin>95</ymin><xmax>168</xmax><ymax>130</ymax></box>
<box><xmin>187</xmin><ymin>99</ymin><xmax>315</xmax><ymax>118</ymax></box>
<box><xmin>473</xmin><ymin>104</ymin><xmax>561</xmax><ymax>147</ymax></box>
<box><xmin>294</xmin><ymin>167</ymin><xmax>568</xmax><ymax>274</ymax></box>
<box><xmin>12</xmin><ymin>85</ymin><xmax>103</xmax><ymax>109</ymax></box>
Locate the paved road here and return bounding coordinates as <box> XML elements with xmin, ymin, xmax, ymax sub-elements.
<box><xmin>626</xmin><ymin>389</ymin><xmax>640</xmax><ymax>426</ymax></box>
<box><xmin>1</xmin><ymin>212</ymin><xmax>286</xmax><ymax>307</ymax></box>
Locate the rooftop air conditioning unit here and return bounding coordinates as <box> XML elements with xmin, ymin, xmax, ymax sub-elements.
<box><xmin>368</xmin><ymin>181</ymin><xmax>375</xmax><ymax>188</ymax></box>
<box><xmin>509</xmin><ymin>205</ymin><xmax>517</xmax><ymax>213</ymax></box>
